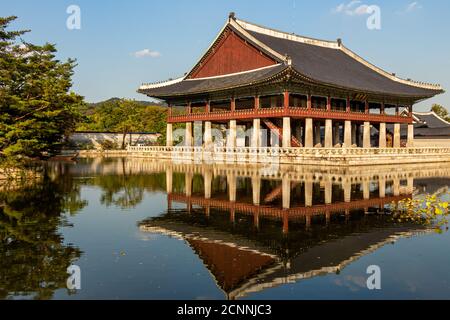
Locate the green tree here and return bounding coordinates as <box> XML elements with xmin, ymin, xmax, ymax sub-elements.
<box><xmin>431</xmin><ymin>104</ymin><xmax>450</xmax><ymax>122</ymax></box>
<box><xmin>0</xmin><ymin>16</ymin><xmax>84</xmax><ymax>158</ymax></box>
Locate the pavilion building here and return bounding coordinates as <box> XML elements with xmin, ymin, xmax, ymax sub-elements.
<box><xmin>138</xmin><ymin>13</ymin><xmax>443</xmax><ymax>150</ymax></box>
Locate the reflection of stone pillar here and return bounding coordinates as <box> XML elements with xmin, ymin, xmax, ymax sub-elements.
<box><xmin>379</xmin><ymin>123</ymin><xmax>387</xmax><ymax>148</ymax></box>
<box><xmin>282</xmin><ymin>177</ymin><xmax>291</xmax><ymax>209</ymax></box>
<box><xmin>227</xmin><ymin>120</ymin><xmax>237</xmax><ymax>148</ymax></box>
<box><xmin>305</xmin><ymin>118</ymin><xmax>313</xmax><ymax>148</ymax></box>
<box><xmin>282</xmin><ymin>117</ymin><xmax>291</xmax><ymax>148</ymax></box>
<box><xmin>407</xmin><ymin>124</ymin><xmax>414</xmax><ymax>148</ymax></box>
<box><xmin>204</xmin><ymin>121</ymin><xmax>212</xmax><ymax>146</ymax></box>
<box><xmin>252</xmin><ymin>119</ymin><xmax>261</xmax><ymax>148</ymax></box>
<box><xmin>305</xmin><ymin>215</ymin><xmax>311</xmax><ymax>229</ymax></box>
<box><xmin>325</xmin><ymin>180</ymin><xmax>332</xmax><ymax>204</ymax></box>
<box><xmin>325</xmin><ymin>119</ymin><xmax>333</xmax><ymax>148</ymax></box>
<box><xmin>185</xmin><ymin>122</ymin><xmax>193</xmax><ymax>147</ymax></box>
<box><xmin>363</xmin><ymin>181</ymin><xmax>370</xmax><ymax>200</ymax></box>
<box><xmin>185</xmin><ymin>172</ymin><xmax>193</xmax><ymax>197</ymax></box>
<box><xmin>393</xmin><ymin>178</ymin><xmax>400</xmax><ymax>196</ymax></box>
<box><xmin>305</xmin><ymin>181</ymin><xmax>313</xmax><ymax>207</ymax></box>
<box><xmin>344</xmin><ymin>121</ymin><xmax>352</xmax><ymax>148</ymax></box>
<box><xmin>228</xmin><ymin>174</ymin><xmax>236</xmax><ymax>202</ymax></box>
<box><xmin>363</xmin><ymin>122</ymin><xmax>371</xmax><ymax>148</ymax></box>
<box><xmin>283</xmin><ymin>212</ymin><xmax>289</xmax><ymax>234</ymax></box>
<box><xmin>230</xmin><ymin>208</ymin><xmax>235</xmax><ymax>223</ymax></box>
<box><xmin>204</xmin><ymin>171</ymin><xmax>212</xmax><ymax>199</ymax></box>
<box><xmin>394</xmin><ymin>123</ymin><xmax>401</xmax><ymax>148</ymax></box>
<box><xmin>252</xmin><ymin>176</ymin><xmax>261</xmax><ymax>206</ymax></box>
<box><xmin>407</xmin><ymin>177</ymin><xmax>414</xmax><ymax>194</ymax></box>
<box><xmin>166</xmin><ymin>123</ymin><xmax>173</xmax><ymax>147</ymax></box>
<box><xmin>343</xmin><ymin>180</ymin><xmax>351</xmax><ymax>203</ymax></box>
<box><xmin>166</xmin><ymin>169</ymin><xmax>173</xmax><ymax>194</ymax></box>
<box><xmin>379</xmin><ymin>177</ymin><xmax>386</xmax><ymax>198</ymax></box>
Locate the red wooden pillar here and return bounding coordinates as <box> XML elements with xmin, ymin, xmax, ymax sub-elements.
<box><xmin>408</xmin><ymin>105</ymin><xmax>413</xmax><ymax>117</ymax></box>
<box><xmin>231</xmin><ymin>97</ymin><xmax>236</xmax><ymax>113</ymax></box>
<box><xmin>206</xmin><ymin>101</ymin><xmax>210</xmax><ymax>113</ymax></box>
<box><xmin>254</xmin><ymin>95</ymin><xmax>260</xmax><ymax>111</ymax></box>
<box><xmin>187</xmin><ymin>102</ymin><xmax>192</xmax><ymax>114</ymax></box>
<box><xmin>346</xmin><ymin>96</ymin><xmax>351</xmax><ymax>113</ymax></box>
<box><xmin>395</xmin><ymin>104</ymin><xmax>400</xmax><ymax>116</ymax></box>
<box><xmin>307</xmin><ymin>94</ymin><xmax>312</xmax><ymax>111</ymax></box>
<box><xmin>168</xmin><ymin>103</ymin><xmax>172</xmax><ymax>117</ymax></box>
<box><xmin>380</xmin><ymin>102</ymin><xmax>385</xmax><ymax>115</ymax></box>
<box><xmin>365</xmin><ymin>100</ymin><xmax>369</xmax><ymax>114</ymax></box>
<box><xmin>283</xmin><ymin>90</ymin><xmax>290</xmax><ymax>112</ymax></box>
<box><xmin>326</xmin><ymin>96</ymin><xmax>331</xmax><ymax>112</ymax></box>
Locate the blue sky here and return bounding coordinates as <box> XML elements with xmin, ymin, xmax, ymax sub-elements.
<box><xmin>2</xmin><ymin>0</ymin><xmax>450</xmax><ymax>110</ymax></box>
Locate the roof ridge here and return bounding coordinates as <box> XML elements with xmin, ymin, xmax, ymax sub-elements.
<box><xmin>413</xmin><ymin>111</ymin><xmax>450</xmax><ymax>126</ymax></box>
<box><xmin>234</xmin><ymin>16</ymin><xmax>443</xmax><ymax>91</ymax></box>
<box><xmin>184</xmin><ymin>63</ymin><xmax>283</xmax><ymax>81</ymax></box>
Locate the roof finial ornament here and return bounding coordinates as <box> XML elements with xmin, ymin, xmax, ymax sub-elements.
<box><xmin>229</xmin><ymin>12</ymin><xmax>236</xmax><ymax>21</ymax></box>
<box><xmin>337</xmin><ymin>38</ymin><xmax>342</xmax><ymax>47</ymax></box>
<box><xmin>284</xmin><ymin>54</ymin><xmax>292</xmax><ymax>66</ymax></box>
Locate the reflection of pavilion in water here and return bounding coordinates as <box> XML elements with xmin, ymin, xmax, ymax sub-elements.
<box><xmin>138</xmin><ymin>161</ymin><xmax>442</xmax><ymax>299</ymax></box>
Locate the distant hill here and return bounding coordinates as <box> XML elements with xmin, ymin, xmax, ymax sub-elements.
<box><xmin>82</xmin><ymin>98</ymin><xmax>167</xmax><ymax>115</ymax></box>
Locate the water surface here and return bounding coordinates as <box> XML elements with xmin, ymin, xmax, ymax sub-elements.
<box><xmin>1</xmin><ymin>158</ymin><xmax>450</xmax><ymax>300</ymax></box>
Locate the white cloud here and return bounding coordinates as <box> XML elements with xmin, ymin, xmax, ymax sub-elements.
<box><xmin>333</xmin><ymin>1</ymin><xmax>370</xmax><ymax>16</ymax></box>
<box><xmin>133</xmin><ymin>49</ymin><xmax>161</xmax><ymax>58</ymax></box>
<box><xmin>406</xmin><ymin>1</ymin><xmax>422</xmax><ymax>12</ymax></box>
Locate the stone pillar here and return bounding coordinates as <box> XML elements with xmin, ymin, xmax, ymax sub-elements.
<box><xmin>166</xmin><ymin>168</ymin><xmax>173</xmax><ymax>194</ymax></box>
<box><xmin>282</xmin><ymin>117</ymin><xmax>291</xmax><ymax>148</ymax></box>
<box><xmin>363</xmin><ymin>181</ymin><xmax>370</xmax><ymax>200</ymax></box>
<box><xmin>252</xmin><ymin>176</ymin><xmax>261</xmax><ymax>206</ymax></box>
<box><xmin>343</xmin><ymin>180</ymin><xmax>351</xmax><ymax>203</ymax></box>
<box><xmin>407</xmin><ymin>124</ymin><xmax>414</xmax><ymax>148</ymax></box>
<box><xmin>228</xmin><ymin>174</ymin><xmax>236</xmax><ymax>202</ymax></box>
<box><xmin>343</xmin><ymin>121</ymin><xmax>352</xmax><ymax>148</ymax></box>
<box><xmin>325</xmin><ymin>119</ymin><xmax>333</xmax><ymax>148</ymax></box>
<box><xmin>204</xmin><ymin>121</ymin><xmax>212</xmax><ymax>147</ymax></box>
<box><xmin>166</xmin><ymin>123</ymin><xmax>173</xmax><ymax>147</ymax></box>
<box><xmin>379</xmin><ymin>177</ymin><xmax>386</xmax><ymax>198</ymax></box>
<box><xmin>185</xmin><ymin>122</ymin><xmax>193</xmax><ymax>147</ymax></box>
<box><xmin>227</xmin><ymin>120</ymin><xmax>237</xmax><ymax>148</ymax></box>
<box><xmin>379</xmin><ymin>123</ymin><xmax>387</xmax><ymax>148</ymax></box>
<box><xmin>325</xmin><ymin>180</ymin><xmax>332</xmax><ymax>204</ymax></box>
<box><xmin>252</xmin><ymin>119</ymin><xmax>261</xmax><ymax>148</ymax></box>
<box><xmin>305</xmin><ymin>118</ymin><xmax>313</xmax><ymax>148</ymax></box>
<box><xmin>393</xmin><ymin>123</ymin><xmax>401</xmax><ymax>148</ymax></box>
<box><xmin>314</xmin><ymin>122</ymin><xmax>321</xmax><ymax>146</ymax></box>
<box><xmin>305</xmin><ymin>181</ymin><xmax>313</xmax><ymax>207</ymax></box>
<box><xmin>185</xmin><ymin>172</ymin><xmax>193</xmax><ymax>197</ymax></box>
<box><xmin>351</xmin><ymin>123</ymin><xmax>357</xmax><ymax>146</ymax></box>
<box><xmin>363</xmin><ymin>122</ymin><xmax>371</xmax><ymax>148</ymax></box>
<box><xmin>333</xmin><ymin>122</ymin><xmax>340</xmax><ymax>146</ymax></box>
<box><xmin>393</xmin><ymin>178</ymin><xmax>400</xmax><ymax>196</ymax></box>
<box><xmin>204</xmin><ymin>170</ymin><xmax>212</xmax><ymax>199</ymax></box>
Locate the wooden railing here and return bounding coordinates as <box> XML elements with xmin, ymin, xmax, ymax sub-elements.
<box><xmin>168</xmin><ymin>107</ymin><xmax>412</xmax><ymax>124</ymax></box>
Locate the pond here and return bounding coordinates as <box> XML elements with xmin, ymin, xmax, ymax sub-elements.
<box><xmin>1</xmin><ymin>157</ymin><xmax>450</xmax><ymax>300</ymax></box>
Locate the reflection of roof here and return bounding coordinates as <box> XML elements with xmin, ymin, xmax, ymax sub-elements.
<box><xmin>139</xmin><ymin>15</ymin><xmax>443</xmax><ymax>99</ymax></box>
<box><xmin>140</xmin><ymin>208</ymin><xmax>427</xmax><ymax>299</ymax></box>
